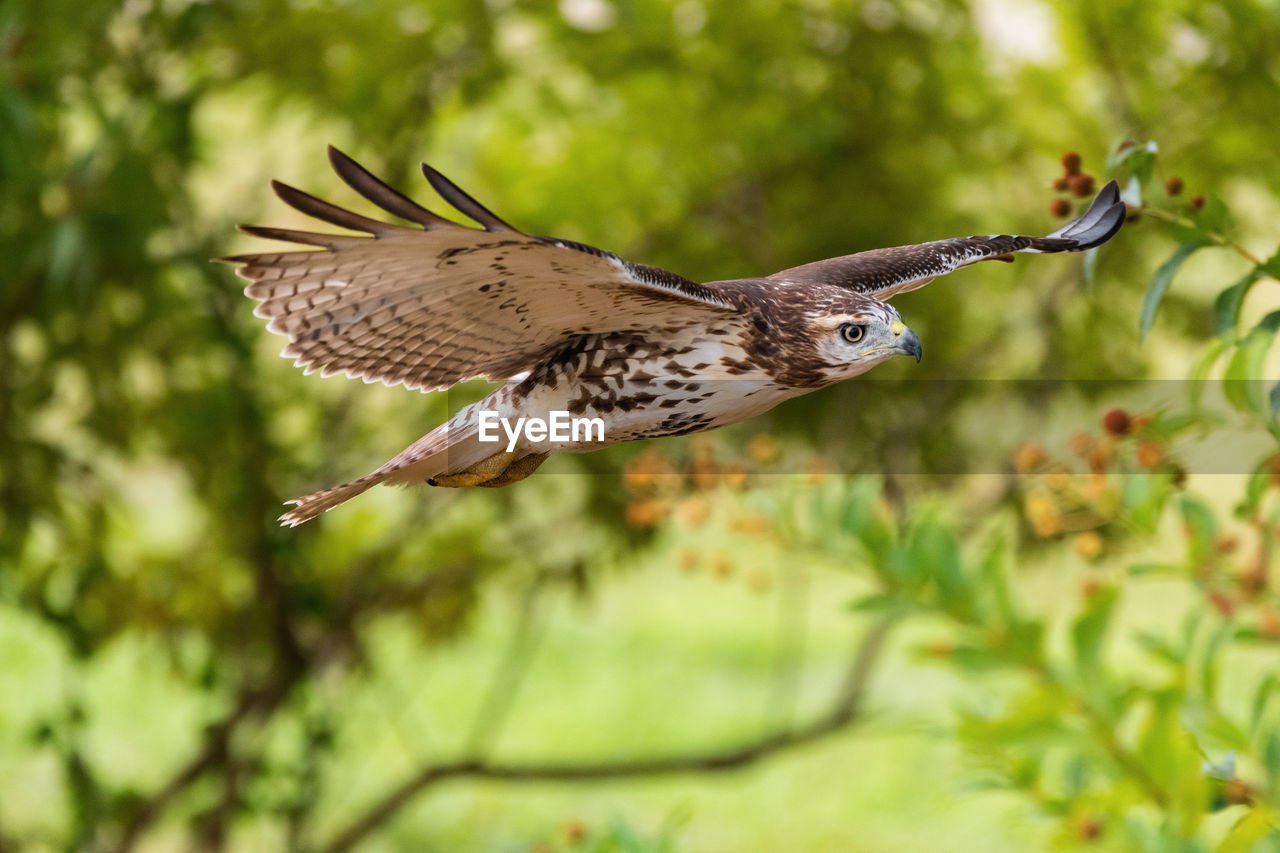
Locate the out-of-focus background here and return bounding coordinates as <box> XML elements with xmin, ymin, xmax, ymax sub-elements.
<box><xmin>4</xmin><ymin>1</ymin><xmax>1280</xmax><ymax>850</ymax></box>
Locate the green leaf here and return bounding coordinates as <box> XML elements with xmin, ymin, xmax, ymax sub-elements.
<box><xmin>1224</xmin><ymin>312</ymin><xmax>1280</xmax><ymax>416</ymax></box>
<box><xmin>1179</xmin><ymin>494</ymin><xmax>1218</xmax><ymax>562</ymax></box>
<box><xmin>1214</xmin><ymin>271</ymin><xmax>1262</xmax><ymax>338</ymax></box>
<box><xmin>1214</xmin><ymin>807</ymin><xmax>1275</xmax><ymax>853</ymax></box>
<box><xmin>1266</xmin><ymin>733</ymin><xmax>1280</xmax><ymax>790</ymax></box>
<box><xmin>908</xmin><ymin>520</ymin><xmax>966</xmax><ymax>613</ymax></box>
<box><xmin>1123</xmin><ymin>475</ymin><xmax>1175</xmax><ymax>534</ymax></box>
<box><xmin>1259</xmin><ymin>247</ymin><xmax>1280</xmax><ymax>279</ymax></box>
<box><xmin>840</xmin><ymin>478</ymin><xmax>896</xmax><ymax>563</ymax></box>
<box><xmin>1190</xmin><ymin>338</ymin><xmax>1228</xmax><ymax>409</ymax></box>
<box><xmin>1083</xmin><ymin>245</ymin><xmax>1099</xmax><ymax>295</ymax></box>
<box><xmin>1105</xmin><ymin>139</ymin><xmax>1158</xmax><ymax>181</ymax></box>
<box><xmin>1194</xmin><ymin>194</ymin><xmax>1231</xmax><ymax>235</ymax></box>
<box><xmin>1072</xmin><ymin>585</ymin><xmax>1118</xmax><ymax>680</ymax></box>
<box><xmin>1141</xmin><ymin>241</ymin><xmax>1207</xmax><ymax>342</ymax></box>
<box><xmin>976</xmin><ymin>530</ymin><xmax>1015</xmax><ymax>625</ymax></box>
<box><xmin>1128</xmin><ymin>562</ymin><xmax>1183</xmax><ymax>577</ymax></box>
<box><xmin>1134</xmin><ymin>630</ymin><xmax>1184</xmax><ymax>666</ymax></box>
<box><xmin>1239</xmin><ymin>461</ymin><xmax>1271</xmax><ymax>517</ymax></box>
<box><xmin>847</xmin><ymin>592</ymin><xmax>907</xmax><ymax>614</ymax></box>
<box><xmin>1251</xmin><ymin>674</ymin><xmax>1279</xmax><ymax>737</ymax></box>
<box><xmin>1201</xmin><ymin>618</ymin><xmax>1235</xmax><ymax>703</ymax></box>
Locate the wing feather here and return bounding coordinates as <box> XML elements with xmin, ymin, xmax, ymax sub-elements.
<box><xmin>419</xmin><ymin>162</ymin><xmax>518</xmax><ymax>233</ymax></box>
<box><xmin>226</xmin><ymin>150</ymin><xmax>735</xmax><ymax>391</ymax></box>
<box><xmin>327</xmin><ymin>146</ymin><xmax>458</xmax><ymax>229</ymax></box>
<box><xmin>770</xmin><ymin>181</ymin><xmax>1124</xmax><ymax>298</ymax></box>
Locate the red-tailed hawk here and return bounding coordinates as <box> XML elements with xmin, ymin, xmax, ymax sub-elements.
<box><xmin>225</xmin><ymin>147</ymin><xmax>1123</xmax><ymax>525</ymax></box>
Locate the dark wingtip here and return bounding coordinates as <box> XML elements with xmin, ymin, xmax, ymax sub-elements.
<box><xmin>1044</xmin><ymin>179</ymin><xmax>1125</xmax><ymax>250</ymax></box>
<box><xmin>420</xmin><ymin>162</ymin><xmax>517</xmax><ymax>232</ymax></box>
<box><xmin>326</xmin><ymin>144</ymin><xmax>358</xmax><ymax>176</ymax></box>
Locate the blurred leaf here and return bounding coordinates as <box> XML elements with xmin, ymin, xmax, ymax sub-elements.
<box><xmin>1180</xmin><ymin>494</ymin><xmax>1218</xmax><ymax>564</ymax></box>
<box><xmin>922</xmin><ymin>642</ymin><xmax>1008</xmax><ymax>672</ymax></box>
<box><xmin>1201</xmin><ymin>619</ymin><xmax>1235</xmax><ymax>704</ymax></box>
<box><xmin>1224</xmin><ymin>311</ymin><xmax>1280</xmax><ymax>416</ymax></box>
<box><xmin>1214</xmin><ymin>271</ymin><xmax>1261</xmax><ymax>339</ymax></box>
<box><xmin>907</xmin><ymin>518</ymin><xmax>967</xmax><ymax>616</ymax></box>
<box><xmin>1124</xmin><ymin>475</ymin><xmax>1175</xmax><ymax>534</ymax></box>
<box><xmin>840</xmin><ymin>479</ymin><xmax>896</xmax><ymax>566</ymax></box>
<box><xmin>846</xmin><ymin>592</ymin><xmax>909</xmax><ymax>614</ymax></box>
<box><xmin>1189</xmin><ymin>338</ymin><xmax>1228</xmax><ymax>409</ymax></box>
<box><xmin>1140</xmin><ymin>240</ymin><xmax>1208</xmax><ymax>342</ymax></box>
<box><xmin>1106</xmin><ymin>139</ymin><xmax>1159</xmax><ymax>190</ymax></box>
<box><xmin>1259</xmin><ymin>248</ymin><xmax>1280</xmax><ymax>280</ymax></box>
<box><xmin>1128</xmin><ymin>562</ymin><xmax>1186</xmax><ymax>577</ymax></box>
<box><xmin>1083</xmin><ymin>245</ymin><xmax>1099</xmax><ymax>295</ymax></box>
<box><xmin>1253</xmin><ymin>675</ymin><xmax>1279</xmax><ymax>738</ymax></box>
<box><xmin>1135</xmin><ymin>630</ymin><xmax>1184</xmax><ymax>667</ymax></box>
<box><xmin>1266</xmin><ymin>733</ymin><xmax>1280</xmax><ymax>789</ymax></box>
<box><xmin>1239</xmin><ymin>464</ymin><xmax>1271</xmax><ymax>517</ymax></box>
<box><xmin>1072</xmin><ymin>585</ymin><xmax>1118</xmax><ymax>683</ymax></box>
<box><xmin>1214</xmin><ymin>807</ymin><xmax>1274</xmax><ymax>853</ymax></box>
<box><xmin>1193</xmin><ymin>194</ymin><xmax>1231</xmax><ymax>235</ymax></box>
<box><xmin>975</xmin><ymin>530</ymin><xmax>1016</xmax><ymax>627</ymax></box>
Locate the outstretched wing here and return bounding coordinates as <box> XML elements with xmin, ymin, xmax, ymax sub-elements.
<box><xmin>224</xmin><ymin>146</ymin><xmax>735</xmax><ymax>392</ymax></box>
<box><xmin>767</xmin><ymin>181</ymin><xmax>1125</xmax><ymax>298</ymax></box>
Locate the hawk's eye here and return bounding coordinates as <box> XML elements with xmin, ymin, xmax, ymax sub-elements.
<box><xmin>840</xmin><ymin>323</ymin><xmax>867</xmax><ymax>344</ymax></box>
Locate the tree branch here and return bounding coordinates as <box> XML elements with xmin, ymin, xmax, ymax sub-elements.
<box><xmin>109</xmin><ymin>681</ymin><xmax>293</xmax><ymax>853</ymax></box>
<box><xmin>321</xmin><ymin>616</ymin><xmax>897</xmax><ymax>853</ymax></box>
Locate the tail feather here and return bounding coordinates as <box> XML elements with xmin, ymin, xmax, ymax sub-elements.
<box><xmin>280</xmin><ymin>475</ymin><xmax>383</xmax><ymax>527</ymax></box>
<box><xmin>278</xmin><ymin>409</ymin><xmax>493</xmax><ymax>526</ymax></box>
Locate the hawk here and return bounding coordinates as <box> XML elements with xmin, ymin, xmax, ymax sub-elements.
<box><xmin>226</xmin><ymin>147</ymin><xmax>1123</xmax><ymax>526</ymax></box>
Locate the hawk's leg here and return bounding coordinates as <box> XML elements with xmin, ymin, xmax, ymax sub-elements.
<box><xmin>428</xmin><ymin>452</ymin><xmax>548</xmax><ymax>488</ymax></box>
<box><xmin>476</xmin><ymin>452</ymin><xmax>548</xmax><ymax>488</ymax></box>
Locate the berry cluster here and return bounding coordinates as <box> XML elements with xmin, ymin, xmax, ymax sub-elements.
<box><xmin>1049</xmin><ymin>151</ymin><xmax>1097</xmax><ymax>218</ymax></box>
<box><xmin>1013</xmin><ymin>408</ymin><xmax>1279</xmax><ymax>632</ymax></box>
<box><xmin>1049</xmin><ymin>145</ymin><xmax>1205</xmax><ymax>222</ymax></box>
<box><xmin>620</xmin><ymin>439</ymin><xmax>788</xmax><ymax>594</ymax></box>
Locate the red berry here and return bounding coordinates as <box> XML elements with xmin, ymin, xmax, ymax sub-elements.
<box><xmin>1208</xmin><ymin>590</ymin><xmax>1236</xmax><ymax>617</ymax></box>
<box><xmin>1135</xmin><ymin>441</ymin><xmax>1164</xmax><ymax>469</ymax></box>
<box><xmin>1068</xmin><ymin>174</ymin><xmax>1096</xmax><ymax>197</ymax></box>
<box><xmin>1052</xmin><ymin>176</ymin><xmax>1069</xmax><ymax>192</ymax></box>
<box><xmin>1190</xmin><ymin>195</ymin><xmax>1206</xmax><ymax>211</ymax></box>
<box><xmin>1165</xmin><ymin>176</ymin><xmax>1184</xmax><ymax>196</ymax></box>
<box><xmin>1061</xmin><ymin>151</ymin><xmax>1082</xmax><ymax>176</ymax></box>
<box><xmin>1102</xmin><ymin>408</ymin><xmax>1131</xmax><ymax>436</ymax></box>
<box><xmin>1050</xmin><ymin>198</ymin><xmax>1072</xmax><ymax>218</ymax></box>
<box><xmin>1077</xmin><ymin>816</ymin><xmax>1104</xmax><ymax>840</ymax></box>
<box><xmin>1125</xmin><ymin>203</ymin><xmax>1141</xmax><ymax>224</ymax></box>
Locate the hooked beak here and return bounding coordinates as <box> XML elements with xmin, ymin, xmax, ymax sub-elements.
<box><xmin>891</xmin><ymin>321</ymin><xmax>922</xmax><ymax>363</ymax></box>
<box><xmin>895</xmin><ymin>328</ymin><xmax>922</xmax><ymax>363</ymax></box>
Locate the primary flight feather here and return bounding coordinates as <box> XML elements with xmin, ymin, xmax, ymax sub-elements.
<box><xmin>225</xmin><ymin>146</ymin><xmax>1123</xmax><ymax>525</ymax></box>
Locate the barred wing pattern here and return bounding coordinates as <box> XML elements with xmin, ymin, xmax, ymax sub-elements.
<box><xmin>225</xmin><ymin>147</ymin><xmax>734</xmax><ymax>392</ymax></box>
<box><xmin>769</xmin><ymin>180</ymin><xmax>1124</xmax><ymax>298</ymax></box>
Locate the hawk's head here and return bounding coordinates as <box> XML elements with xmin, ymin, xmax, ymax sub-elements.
<box><xmin>744</xmin><ymin>286</ymin><xmax>922</xmax><ymax>388</ymax></box>
<box><xmin>802</xmin><ymin>296</ymin><xmax>922</xmax><ymax>383</ymax></box>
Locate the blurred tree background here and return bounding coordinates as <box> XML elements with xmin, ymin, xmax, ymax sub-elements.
<box><xmin>4</xmin><ymin>0</ymin><xmax>1280</xmax><ymax>850</ymax></box>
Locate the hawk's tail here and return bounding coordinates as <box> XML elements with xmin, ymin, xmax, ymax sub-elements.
<box><xmin>279</xmin><ymin>413</ymin><xmax>492</xmax><ymax>527</ymax></box>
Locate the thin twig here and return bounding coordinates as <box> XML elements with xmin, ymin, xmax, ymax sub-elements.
<box><xmin>110</xmin><ymin>681</ymin><xmax>294</xmax><ymax>853</ymax></box>
<box><xmin>321</xmin><ymin>616</ymin><xmax>897</xmax><ymax>853</ymax></box>
<box><xmin>1137</xmin><ymin>205</ymin><xmax>1272</xmax><ymax>271</ymax></box>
